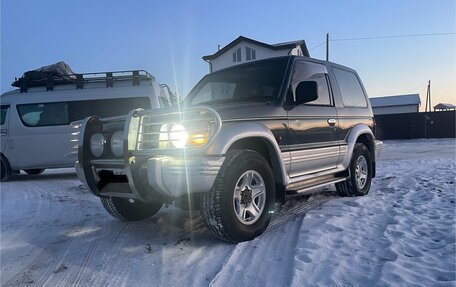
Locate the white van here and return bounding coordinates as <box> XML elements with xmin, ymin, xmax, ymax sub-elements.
<box><xmin>0</xmin><ymin>69</ymin><xmax>173</xmax><ymax>181</ymax></box>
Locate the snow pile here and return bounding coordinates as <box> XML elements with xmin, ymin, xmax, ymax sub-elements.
<box><xmin>1</xmin><ymin>139</ymin><xmax>455</xmax><ymax>286</ymax></box>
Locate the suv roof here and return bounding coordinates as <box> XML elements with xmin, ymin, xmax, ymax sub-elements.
<box><xmin>211</xmin><ymin>55</ymin><xmax>357</xmax><ymax>75</ymax></box>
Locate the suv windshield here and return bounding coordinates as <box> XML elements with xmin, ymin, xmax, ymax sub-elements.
<box><xmin>184</xmin><ymin>58</ymin><xmax>289</xmax><ymax>106</ymax></box>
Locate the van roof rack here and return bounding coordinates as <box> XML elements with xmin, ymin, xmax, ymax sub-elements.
<box><xmin>12</xmin><ymin>70</ymin><xmax>155</xmax><ymax>93</ymax></box>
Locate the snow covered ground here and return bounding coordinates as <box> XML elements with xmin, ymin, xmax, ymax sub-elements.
<box><xmin>1</xmin><ymin>139</ymin><xmax>455</xmax><ymax>286</ymax></box>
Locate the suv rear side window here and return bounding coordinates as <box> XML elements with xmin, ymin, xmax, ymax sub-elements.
<box><xmin>17</xmin><ymin>103</ymin><xmax>69</xmax><ymax>127</ymax></box>
<box><xmin>333</xmin><ymin>67</ymin><xmax>367</xmax><ymax>108</ymax></box>
<box><xmin>1</xmin><ymin>105</ymin><xmax>9</xmax><ymax>125</ymax></box>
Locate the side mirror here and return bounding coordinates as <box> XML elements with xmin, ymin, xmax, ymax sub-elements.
<box><xmin>295</xmin><ymin>81</ymin><xmax>318</xmax><ymax>105</ymax></box>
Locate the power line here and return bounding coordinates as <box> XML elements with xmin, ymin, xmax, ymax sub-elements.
<box><xmin>308</xmin><ymin>40</ymin><xmax>326</xmax><ymax>51</ymax></box>
<box><xmin>331</xmin><ymin>32</ymin><xmax>455</xmax><ymax>42</ymax></box>
<box><xmin>402</xmin><ymin>80</ymin><xmax>430</xmax><ymax>95</ymax></box>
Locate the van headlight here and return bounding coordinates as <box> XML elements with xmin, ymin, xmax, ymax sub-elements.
<box><xmin>110</xmin><ymin>131</ymin><xmax>124</xmax><ymax>157</ymax></box>
<box><xmin>90</xmin><ymin>133</ymin><xmax>106</xmax><ymax>157</ymax></box>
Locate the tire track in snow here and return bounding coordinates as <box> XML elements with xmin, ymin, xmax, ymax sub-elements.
<box><xmin>209</xmin><ymin>193</ymin><xmax>337</xmax><ymax>287</ymax></box>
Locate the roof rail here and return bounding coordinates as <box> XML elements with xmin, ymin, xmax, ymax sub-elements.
<box><xmin>13</xmin><ymin>70</ymin><xmax>155</xmax><ymax>93</ymax></box>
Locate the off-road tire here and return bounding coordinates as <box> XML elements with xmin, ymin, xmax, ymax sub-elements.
<box><xmin>25</xmin><ymin>169</ymin><xmax>45</xmax><ymax>175</ymax></box>
<box><xmin>101</xmin><ymin>197</ymin><xmax>162</xmax><ymax>221</ymax></box>
<box><xmin>200</xmin><ymin>149</ymin><xmax>276</xmax><ymax>243</ymax></box>
<box><xmin>1</xmin><ymin>156</ymin><xmax>11</xmax><ymax>182</ymax></box>
<box><xmin>336</xmin><ymin>143</ymin><xmax>373</xmax><ymax>197</ymax></box>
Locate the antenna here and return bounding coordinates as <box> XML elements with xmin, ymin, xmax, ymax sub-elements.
<box><xmin>326</xmin><ymin>33</ymin><xmax>330</xmax><ymax>61</ymax></box>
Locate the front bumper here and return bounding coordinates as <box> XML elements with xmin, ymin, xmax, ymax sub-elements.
<box><xmin>374</xmin><ymin>140</ymin><xmax>383</xmax><ymax>160</ymax></box>
<box><xmin>146</xmin><ymin>156</ymin><xmax>225</xmax><ymax>198</ymax></box>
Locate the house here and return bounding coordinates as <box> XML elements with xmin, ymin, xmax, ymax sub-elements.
<box><xmin>433</xmin><ymin>103</ymin><xmax>456</xmax><ymax>111</ymax></box>
<box><xmin>369</xmin><ymin>94</ymin><xmax>421</xmax><ymax>115</ymax></box>
<box><xmin>202</xmin><ymin>36</ymin><xmax>309</xmax><ymax>72</ymax></box>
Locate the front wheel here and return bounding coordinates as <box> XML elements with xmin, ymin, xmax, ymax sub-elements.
<box><xmin>1</xmin><ymin>156</ymin><xmax>11</xmax><ymax>182</ymax></box>
<box><xmin>101</xmin><ymin>197</ymin><xmax>162</xmax><ymax>221</ymax></box>
<box><xmin>336</xmin><ymin>143</ymin><xmax>373</xmax><ymax>197</ymax></box>
<box><xmin>201</xmin><ymin>150</ymin><xmax>275</xmax><ymax>243</ymax></box>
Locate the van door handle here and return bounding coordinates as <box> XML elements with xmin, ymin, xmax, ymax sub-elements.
<box><xmin>327</xmin><ymin>119</ymin><xmax>337</xmax><ymax>126</ymax></box>
<box><xmin>0</xmin><ymin>129</ymin><xmax>7</xmax><ymax>136</ymax></box>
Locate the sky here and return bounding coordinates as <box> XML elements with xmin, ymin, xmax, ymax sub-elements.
<box><xmin>1</xmin><ymin>0</ymin><xmax>455</xmax><ymax>110</ymax></box>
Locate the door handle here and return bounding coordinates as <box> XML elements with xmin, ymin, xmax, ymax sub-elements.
<box><xmin>0</xmin><ymin>129</ymin><xmax>7</xmax><ymax>136</ymax></box>
<box><xmin>327</xmin><ymin>119</ymin><xmax>337</xmax><ymax>126</ymax></box>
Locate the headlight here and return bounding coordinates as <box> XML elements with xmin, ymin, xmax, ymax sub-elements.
<box><xmin>136</xmin><ymin>107</ymin><xmax>220</xmax><ymax>151</ymax></box>
<box><xmin>159</xmin><ymin>123</ymin><xmax>210</xmax><ymax>149</ymax></box>
<box><xmin>159</xmin><ymin>124</ymin><xmax>188</xmax><ymax>148</ymax></box>
<box><xmin>110</xmin><ymin>131</ymin><xmax>124</xmax><ymax>157</ymax></box>
<box><xmin>90</xmin><ymin>133</ymin><xmax>106</xmax><ymax>157</ymax></box>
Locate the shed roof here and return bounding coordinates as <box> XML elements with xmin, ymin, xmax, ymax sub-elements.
<box><xmin>369</xmin><ymin>94</ymin><xmax>421</xmax><ymax>108</ymax></box>
<box><xmin>433</xmin><ymin>103</ymin><xmax>456</xmax><ymax>110</ymax></box>
<box><xmin>202</xmin><ymin>36</ymin><xmax>309</xmax><ymax>61</ymax></box>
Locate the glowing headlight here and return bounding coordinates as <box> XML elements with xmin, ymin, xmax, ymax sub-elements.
<box><xmin>160</xmin><ymin>124</ymin><xmax>188</xmax><ymax>148</ymax></box>
<box><xmin>169</xmin><ymin>124</ymin><xmax>188</xmax><ymax>148</ymax></box>
<box><xmin>110</xmin><ymin>131</ymin><xmax>124</xmax><ymax>157</ymax></box>
<box><xmin>159</xmin><ymin>123</ymin><xmax>211</xmax><ymax>149</ymax></box>
<box><xmin>90</xmin><ymin>133</ymin><xmax>106</xmax><ymax>157</ymax></box>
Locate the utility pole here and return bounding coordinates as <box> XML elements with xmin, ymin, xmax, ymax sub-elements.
<box><xmin>326</xmin><ymin>33</ymin><xmax>330</xmax><ymax>61</ymax></box>
<box><xmin>424</xmin><ymin>80</ymin><xmax>431</xmax><ymax>138</ymax></box>
<box><xmin>425</xmin><ymin>80</ymin><xmax>431</xmax><ymax>112</ymax></box>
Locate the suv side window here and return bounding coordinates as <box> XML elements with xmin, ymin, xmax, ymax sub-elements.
<box><xmin>291</xmin><ymin>61</ymin><xmax>332</xmax><ymax>106</ymax></box>
<box><xmin>333</xmin><ymin>67</ymin><xmax>367</xmax><ymax>108</ymax></box>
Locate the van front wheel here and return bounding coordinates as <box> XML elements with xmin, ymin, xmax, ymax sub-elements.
<box><xmin>25</xmin><ymin>169</ymin><xmax>45</xmax><ymax>175</ymax></box>
<box><xmin>101</xmin><ymin>197</ymin><xmax>163</xmax><ymax>221</ymax></box>
<box><xmin>1</xmin><ymin>156</ymin><xmax>11</xmax><ymax>182</ymax></box>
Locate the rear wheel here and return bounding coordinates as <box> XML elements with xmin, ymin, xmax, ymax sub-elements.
<box><xmin>1</xmin><ymin>156</ymin><xmax>11</xmax><ymax>182</ymax></box>
<box><xmin>25</xmin><ymin>169</ymin><xmax>45</xmax><ymax>175</ymax></box>
<box><xmin>336</xmin><ymin>143</ymin><xmax>373</xmax><ymax>197</ymax></box>
<box><xmin>201</xmin><ymin>150</ymin><xmax>275</xmax><ymax>243</ymax></box>
<box><xmin>101</xmin><ymin>197</ymin><xmax>163</xmax><ymax>221</ymax></box>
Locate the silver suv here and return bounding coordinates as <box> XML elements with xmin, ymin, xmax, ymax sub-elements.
<box><xmin>76</xmin><ymin>56</ymin><xmax>383</xmax><ymax>243</ymax></box>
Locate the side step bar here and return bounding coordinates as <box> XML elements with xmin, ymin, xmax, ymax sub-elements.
<box><xmin>286</xmin><ymin>175</ymin><xmax>347</xmax><ymax>195</ymax></box>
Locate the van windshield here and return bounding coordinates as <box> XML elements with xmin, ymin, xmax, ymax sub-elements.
<box><xmin>184</xmin><ymin>58</ymin><xmax>289</xmax><ymax>106</ymax></box>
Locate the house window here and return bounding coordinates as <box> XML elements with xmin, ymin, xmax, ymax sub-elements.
<box><xmin>246</xmin><ymin>47</ymin><xmax>256</xmax><ymax>61</ymax></box>
<box><xmin>233</xmin><ymin>48</ymin><xmax>242</xmax><ymax>62</ymax></box>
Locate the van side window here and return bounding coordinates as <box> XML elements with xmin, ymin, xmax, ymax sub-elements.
<box><xmin>17</xmin><ymin>103</ymin><xmax>69</xmax><ymax>127</ymax></box>
<box><xmin>16</xmin><ymin>97</ymin><xmax>151</xmax><ymax>127</ymax></box>
<box><xmin>69</xmin><ymin>97</ymin><xmax>151</xmax><ymax>121</ymax></box>
<box><xmin>1</xmin><ymin>106</ymin><xmax>9</xmax><ymax>125</ymax></box>
<box><xmin>333</xmin><ymin>67</ymin><xmax>367</xmax><ymax>108</ymax></box>
<box><xmin>291</xmin><ymin>61</ymin><xmax>332</xmax><ymax>106</ymax></box>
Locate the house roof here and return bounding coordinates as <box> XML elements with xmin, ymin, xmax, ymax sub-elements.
<box><xmin>202</xmin><ymin>36</ymin><xmax>309</xmax><ymax>61</ymax></box>
<box><xmin>434</xmin><ymin>103</ymin><xmax>456</xmax><ymax>110</ymax></box>
<box><xmin>369</xmin><ymin>94</ymin><xmax>421</xmax><ymax>108</ymax></box>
